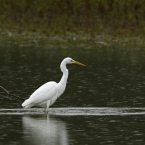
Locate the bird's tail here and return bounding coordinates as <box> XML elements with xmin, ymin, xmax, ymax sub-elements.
<box><xmin>22</xmin><ymin>99</ymin><xmax>33</xmax><ymax>108</ymax></box>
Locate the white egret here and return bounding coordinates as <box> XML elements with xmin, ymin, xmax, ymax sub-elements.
<box><xmin>22</xmin><ymin>57</ymin><xmax>85</xmax><ymax>112</ymax></box>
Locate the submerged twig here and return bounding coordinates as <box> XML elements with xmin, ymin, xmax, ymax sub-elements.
<box><xmin>0</xmin><ymin>86</ymin><xmax>22</xmax><ymax>103</ymax></box>
<box><xmin>0</xmin><ymin>86</ymin><xmax>9</xmax><ymax>95</ymax></box>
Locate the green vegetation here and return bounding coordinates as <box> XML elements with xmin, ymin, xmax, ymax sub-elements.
<box><xmin>0</xmin><ymin>0</ymin><xmax>145</xmax><ymax>45</ymax></box>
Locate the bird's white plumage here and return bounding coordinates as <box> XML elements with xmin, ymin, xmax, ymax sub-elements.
<box><xmin>22</xmin><ymin>57</ymin><xmax>85</xmax><ymax>112</ymax></box>
<box><xmin>22</xmin><ymin>82</ymin><xmax>57</xmax><ymax>108</ymax></box>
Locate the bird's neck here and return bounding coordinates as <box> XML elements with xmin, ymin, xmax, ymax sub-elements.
<box><xmin>58</xmin><ymin>61</ymin><xmax>69</xmax><ymax>86</ymax></box>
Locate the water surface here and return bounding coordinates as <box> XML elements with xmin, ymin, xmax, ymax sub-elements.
<box><xmin>0</xmin><ymin>42</ymin><xmax>145</xmax><ymax>144</ymax></box>
<box><xmin>0</xmin><ymin>43</ymin><xmax>145</xmax><ymax>108</ymax></box>
<box><xmin>0</xmin><ymin>114</ymin><xmax>145</xmax><ymax>145</ymax></box>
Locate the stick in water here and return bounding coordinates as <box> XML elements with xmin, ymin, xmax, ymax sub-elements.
<box><xmin>0</xmin><ymin>86</ymin><xmax>9</xmax><ymax>95</ymax></box>
<box><xmin>0</xmin><ymin>86</ymin><xmax>22</xmax><ymax>103</ymax></box>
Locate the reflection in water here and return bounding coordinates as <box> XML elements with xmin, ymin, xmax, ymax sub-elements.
<box><xmin>1</xmin><ymin>114</ymin><xmax>145</xmax><ymax>145</ymax></box>
<box><xmin>22</xmin><ymin>115</ymin><xmax>68</xmax><ymax>145</ymax></box>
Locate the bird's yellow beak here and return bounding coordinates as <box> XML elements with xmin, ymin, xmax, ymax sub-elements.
<box><xmin>73</xmin><ymin>60</ymin><xmax>85</xmax><ymax>66</ymax></box>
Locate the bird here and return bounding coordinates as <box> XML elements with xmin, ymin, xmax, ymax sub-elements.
<box><xmin>22</xmin><ymin>57</ymin><xmax>85</xmax><ymax>113</ymax></box>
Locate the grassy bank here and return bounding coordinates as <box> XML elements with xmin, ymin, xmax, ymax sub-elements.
<box><xmin>0</xmin><ymin>0</ymin><xmax>145</xmax><ymax>45</ymax></box>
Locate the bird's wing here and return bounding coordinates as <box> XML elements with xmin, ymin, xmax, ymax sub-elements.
<box><xmin>29</xmin><ymin>81</ymin><xmax>58</xmax><ymax>104</ymax></box>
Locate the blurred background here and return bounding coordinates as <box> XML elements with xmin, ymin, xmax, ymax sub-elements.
<box><xmin>0</xmin><ymin>0</ymin><xmax>145</xmax><ymax>39</ymax></box>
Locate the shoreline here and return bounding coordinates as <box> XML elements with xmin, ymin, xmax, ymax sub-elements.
<box><xmin>0</xmin><ymin>30</ymin><xmax>144</xmax><ymax>48</ymax></box>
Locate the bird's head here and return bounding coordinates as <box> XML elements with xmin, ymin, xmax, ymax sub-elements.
<box><xmin>65</xmin><ymin>57</ymin><xmax>85</xmax><ymax>66</ymax></box>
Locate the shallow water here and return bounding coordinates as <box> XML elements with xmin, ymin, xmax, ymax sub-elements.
<box><xmin>1</xmin><ymin>42</ymin><xmax>145</xmax><ymax>144</ymax></box>
<box><xmin>1</xmin><ymin>107</ymin><xmax>145</xmax><ymax>116</ymax></box>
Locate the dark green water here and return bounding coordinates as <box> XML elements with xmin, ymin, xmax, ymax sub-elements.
<box><xmin>0</xmin><ymin>42</ymin><xmax>145</xmax><ymax>144</ymax></box>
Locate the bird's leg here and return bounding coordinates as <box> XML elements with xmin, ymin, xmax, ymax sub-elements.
<box><xmin>44</xmin><ymin>108</ymin><xmax>47</xmax><ymax>113</ymax></box>
<box><xmin>46</xmin><ymin>100</ymin><xmax>50</xmax><ymax>114</ymax></box>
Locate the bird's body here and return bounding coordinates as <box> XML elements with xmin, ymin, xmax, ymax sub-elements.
<box><xmin>22</xmin><ymin>57</ymin><xmax>85</xmax><ymax>112</ymax></box>
<box><xmin>22</xmin><ymin>81</ymin><xmax>58</xmax><ymax>108</ymax></box>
